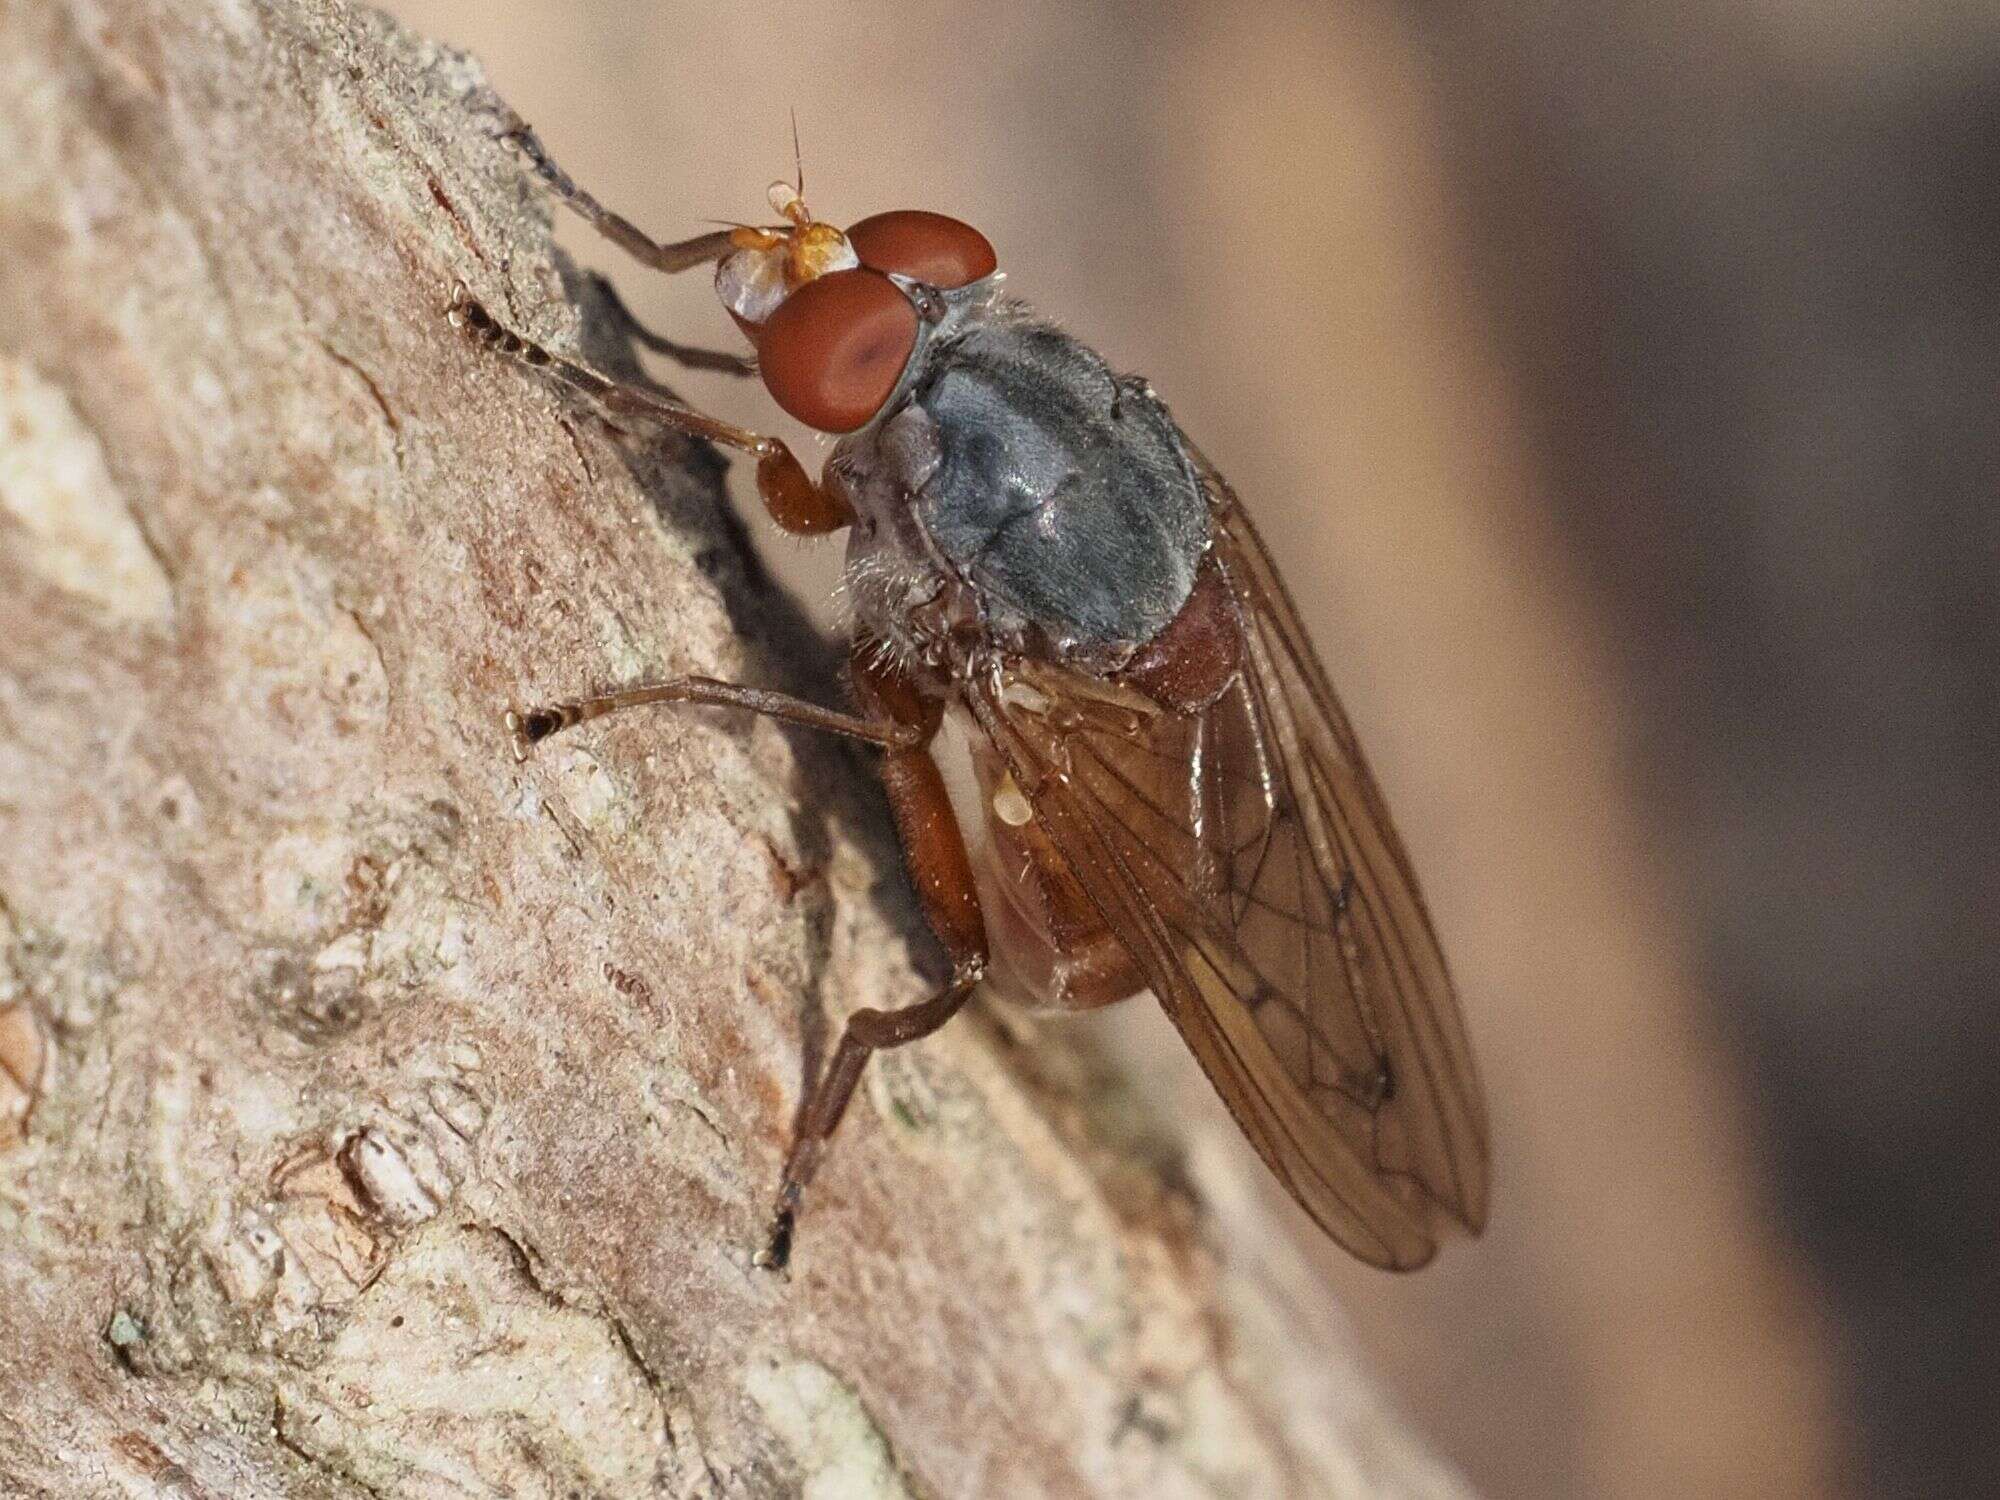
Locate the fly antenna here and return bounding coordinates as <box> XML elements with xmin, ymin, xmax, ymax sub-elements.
<box><xmin>790</xmin><ymin>107</ymin><xmax>805</xmax><ymax>201</ymax></box>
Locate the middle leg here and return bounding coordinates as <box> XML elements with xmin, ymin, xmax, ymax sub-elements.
<box><xmin>507</xmin><ymin>676</ymin><xmax>923</xmax><ymax>761</ymax></box>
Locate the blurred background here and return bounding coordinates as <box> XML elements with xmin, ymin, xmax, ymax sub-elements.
<box><xmin>384</xmin><ymin>3</ymin><xmax>1999</xmax><ymax>1495</ymax></box>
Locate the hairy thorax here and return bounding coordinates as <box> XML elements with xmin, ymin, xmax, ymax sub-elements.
<box><xmin>834</xmin><ymin>303</ymin><xmax>1212</xmax><ymax>683</ymax></box>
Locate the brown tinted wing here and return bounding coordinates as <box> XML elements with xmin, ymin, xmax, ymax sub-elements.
<box><xmin>1204</xmin><ymin>461</ymin><xmax>1489</xmax><ymax>1244</ymax></box>
<box><xmin>964</xmin><ymin>474</ymin><xmax>1486</xmax><ymax>1270</ymax></box>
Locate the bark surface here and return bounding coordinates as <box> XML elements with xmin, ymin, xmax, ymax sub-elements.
<box><xmin>0</xmin><ymin>3</ymin><xmax>1470</xmax><ymax>1496</ymax></box>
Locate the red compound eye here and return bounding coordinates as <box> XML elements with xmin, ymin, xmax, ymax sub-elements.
<box><xmin>846</xmin><ymin>210</ymin><xmax>997</xmax><ymax>289</ymax></box>
<box><xmin>757</xmin><ymin>268</ymin><xmax>920</xmax><ymax>433</ymax></box>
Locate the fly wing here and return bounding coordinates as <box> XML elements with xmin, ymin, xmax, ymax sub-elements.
<box><xmin>964</xmin><ymin>465</ymin><xmax>1487</xmax><ymax>1269</ymax></box>
<box><xmin>1201</xmin><ymin>459</ymin><xmax>1489</xmax><ymax>1247</ymax></box>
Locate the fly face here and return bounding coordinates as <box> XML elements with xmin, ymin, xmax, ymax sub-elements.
<box><xmin>465</xmin><ymin>116</ymin><xmax>1490</xmax><ymax>1274</ymax></box>
<box><xmin>713</xmin><ymin>187</ymin><xmax>1000</xmax><ymax>435</ymax></box>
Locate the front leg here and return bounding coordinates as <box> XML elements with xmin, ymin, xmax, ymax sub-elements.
<box><xmin>490</xmin><ymin>105</ymin><xmax>744</xmax><ymax>277</ymax></box>
<box><xmin>589</xmin><ymin>273</ymin><xmax>756</xmax><ymax>379</ymax></box>
<box><xmin>448</xmin><ymin>285</ymin><xmax>850</xmax><ymax>535</ymax></box>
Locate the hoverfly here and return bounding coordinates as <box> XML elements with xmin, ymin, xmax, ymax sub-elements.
<box><xmin>452</xmin><ymin>112</ymin><xmax>1489</xmax><ymax>1272</ymax></box>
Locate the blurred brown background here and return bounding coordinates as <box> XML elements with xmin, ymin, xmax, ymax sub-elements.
<box><xmin>383</xmin><ymin>2</ymin><xmax>1999</xmax><ymax>1496</ymax></box>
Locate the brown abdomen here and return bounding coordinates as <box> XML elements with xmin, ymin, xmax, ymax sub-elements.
<box><xmin>936</xmin><ymin>718</ymin><xmax>1146</xmax><ymax>1012</ymax></box>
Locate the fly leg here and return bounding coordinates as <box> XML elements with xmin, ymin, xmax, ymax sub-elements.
<box><xmin>507</xmin><ymin>678</ymin><xmax>921</xmax><ymax>760</ymax></box>
<box><xmin>760</xmin><ymin>653</ymin><xmax>989</xmax><ymax>1272</ymax></box>
<box><xmin>491</xmin><ymin>106</ymin><xmax>744</xmax><ymax>276</ymax></box>
<box><xmin>496</xmin><ymin>112</ymin><xmax>754</xmax><ymax>372</ymax></box>
<box><xmin>759</xmin><ymin>938</ymin><xmax>985</xmax><ymax>1272</ymax></box>
<box><xmin>509</xmin><ymin>640</ymin><xmax>986</xmax><ymax>1273</ymax></box>
<box><xmin>591</xmin><ymin>273</ymin><xmax>755</xmax><ymax>378</ymax></box>
<box><xmin>447</xmin><ymin>284</ymin><xmax>851</xmax><ymax>534</ymax></box>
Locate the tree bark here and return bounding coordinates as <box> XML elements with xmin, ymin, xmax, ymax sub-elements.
<box><xmin>0</xmin><ymin>3</ymin><xmax>1472</xmax><ymax>1495</ymax></box>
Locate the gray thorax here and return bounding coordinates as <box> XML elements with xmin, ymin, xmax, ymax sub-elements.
<box><xmin>834</xmin><ymin>300</ymin><xmax>1211</xmax><ymax>674</ymax></box>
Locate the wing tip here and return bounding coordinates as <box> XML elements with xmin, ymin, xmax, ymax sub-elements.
<box><xmin>1365</xmin><ymin>1187</ymin><xmax>1488</xmax><ymax>1273</ymax></box>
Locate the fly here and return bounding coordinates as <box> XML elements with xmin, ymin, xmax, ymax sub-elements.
<box><xmin>452</xmin><ymin>109</ymin><xmax>1490</xmax><ymax>1273</ymax></box>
